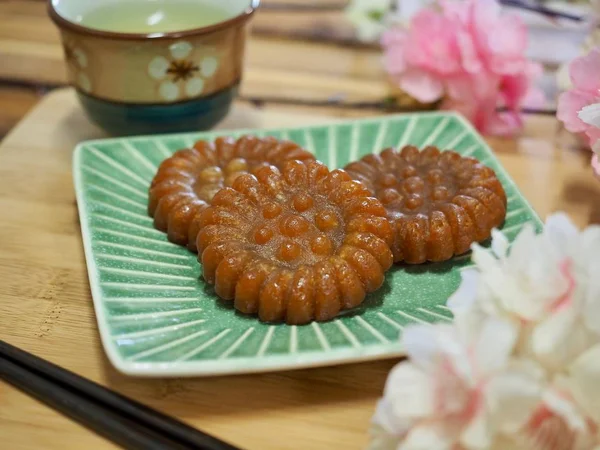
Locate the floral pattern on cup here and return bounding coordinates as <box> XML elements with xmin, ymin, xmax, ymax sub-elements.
<box><xmin>148</xmin><ymin>41</ymin><xmax>219</xmax><ymax>102</ymax></box>
<box><xmin>63</xmin><ymin>41</ymin><xmax>92</xmax><ymax>93</ymax></box>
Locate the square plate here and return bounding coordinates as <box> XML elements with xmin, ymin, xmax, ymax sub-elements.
<box><xmin>74</xmin><ymin>112</ymin><xmax>542</xmax><ymax>377</ymax></box>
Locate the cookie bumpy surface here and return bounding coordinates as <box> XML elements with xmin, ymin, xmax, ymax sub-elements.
<box><xmin>148</xmin><ymin>136</ymin><xmax>315</xmax><ymax>251</ymax></box>
<box><xmin>196</xmin><ymin>160</ymin><xmax>394</xmax><ymax>325</ymax></box>
<box><xmin>344</xmin><ymin>146</ymin><xmax>507</xmax><ymax>264</ymax></box>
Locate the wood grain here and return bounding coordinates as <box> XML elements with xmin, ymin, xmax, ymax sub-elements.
<box><xmin>0</xmin><ymin>0</ymin><xmax>386</xmax><ymax>136</ymax></box>
<box><xmin>0</xmin><ymin>88</ymin><xmax>598</xmax><ymax>449</ymax></box>
<box><xmin>0</xmin><ymin>85</ymin><xmax>42</xmax><ymax>136</ymax></box>
<box><xmin>0</xmin><ymin>1</ymin><xmax>381</xmax><ymax>85</ymax></box>
<box><xmin>0</xmin><ymin>0</ymin><xmax>598</xmax><ymax>448</ymax></box>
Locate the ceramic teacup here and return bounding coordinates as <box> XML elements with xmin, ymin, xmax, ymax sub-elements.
<box><xmin>49</xmin><ymin>0</ymin><xmax>259</xmax><ymax>135</ymax></box>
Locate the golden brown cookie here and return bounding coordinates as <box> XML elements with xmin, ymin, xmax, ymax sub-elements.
<box><xmin>196</xmin><ymin>160</ymin><xmax>394</xmax><ymax>325</ymax></box>
<box><xmin>148</xmin><ymin>135</ymin><xmax>315</xmax><ymax>250</ymax></box>
<box><xmin>344</xmin><ymin>145</ymin><xmax>506</xmax><ymax>264</ymax></box>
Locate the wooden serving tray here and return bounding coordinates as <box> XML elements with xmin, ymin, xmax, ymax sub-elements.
<box><xmin>0</xmin><ymin>88</ymin><xmax>597</xmax><ymax>450</ymax></box>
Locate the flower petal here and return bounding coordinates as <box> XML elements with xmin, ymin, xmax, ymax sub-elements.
<box><xmin>169</xmin><ymin>41</ymin><xmax>193</xmax><ymax>60</ymax></box>
<box><xmin>200</xmin><ymin>56</ymin><xmax>219</xmax><ymax>78</ymax></box>
<box><xmin>531</xmin><ymin>306</ymin><xmax>591</xmax><ymax>369</ymax></box>
<box><xmin>585</xmin><ymin>126</ymin><xmax>600</xmax><ymax>148</ymax></box>
<box><xmin>384</xmin><ymin>362</ymin><xmax>436</xmax><ymax>418</ymax></box>
<box><xmin>367</xmin><ymin>423</ymin><xmax>402</xmax><ymax>450</ymax></box>
<box><xmin>452</xmin><ymin>300</ymin><xmax>492</xmax><ymax>347</ymax></box>
<box><xmin>447</xmin><ymin>268</ymin><xmax>479</xmax><ymax>312</ymax></box>
<box><xmin>77</xmin><ymin>73</ymin><xmax>92</xmax><ymax>93</ymax></box>
<box><xmin>491</xmin><ymin>228</ymin><xmax>509</xmax><ymax>259</ymax></box>
<box><xmin>579</xmin><ymin>103</ymin><xmax>600</xmax><ymax>129</ymax></box>
<box><xmin>472</xmin><ymin>243</ymin><xmax>499</xmax><ymax>272</ymax></box>
<box><xmin>583</xmin><ymin>272</ymin><xmax>600</xmax><ymax>336</ymax></box>
<box><xmin>460</xmin><ymin>407</ymin><xmax>492</xmax><ymax>449</ymax></box>
<box><xmin>445</xmin><ymin>75</ymin><xmax>475</xmax><ymax>102</ymax></box>
<box><xmin>185</xmin><ymin>77</ymin><xmax>205</xmax><ymax>97</ymax></box>
<box><xmin>481</xmin><ymin>111</ymin><xmax>523</xmax><ymax>137</ymax></box>
<box><xmin>399</xmin><ymin>422</ymin><xmax>455</xmax><ymax>450</ymax></box>
<box><xmin>557</xmin><ymin>90</ymin><xmax>597</xmax><ymax>134</ymax></box>
<box><xmin>543</xmin><ymin>388</ymin><xmax>588</xmax><ymax>432</ymax></box>
<box><xmin>544</xmin><ymin>212</ymin><xmax>578</xmax><ymax>254</ymax></box>
<box><xmin>399</xmin><ymin>70</ymin><xmax>444</xmax><ymax>103</ymax></box>
<box><xmin>356</xmin><ymin>20</ymin><xmax>386</xmax><ymax>42</ymax></box>
<box><xmin>381</xmin><ymin>27</ymin><xmax>406</xmax><ymax>47</ymax></box>
<box><xmin>148</xmin><ymin>56</ymin><xmax>170</xmax><ymax>80</ymax></box>
<box><xmin>508</xmin><ymin>223</ymin><xmax>537</xmax><ymax>267</ymax></box>
<box><xmin>456</xmin><ymin>32</ymin><xmax>481</xmax><ymax>74</ymax></box>
<box><xmin>592</xmin><ymin>153</ymin><xmax>600</xmax><ymax>180</ymax></box>
<box><xmin>73</xmin><ymin>48</ymin><xmax>87</xmax><ymax>69</ymax></box>
<box><xmin>473</xmin><ymin>317</ymin><xmax>518</xmax><ymax>376</ymax></box>
<box><xmin>521</xmin><ymin>401</ymin><xmax>585</xmax><ymax>450</ymax></box>
<box><xmin>372</xmin><ymin>397</ymin><xmax>411</xmax><ymax>435</ymax></box>
<box><xmin>400</xmin><ymin>325</ymin><xmax>443</xmax><ymax>372</ymax></box>
<box><xmin>580</xmin><ymin>225</ymin><xmax>600</xmax><ymax>273</ymax></box>
<box><xmin>345</xmin><ymin>0</ymin><xmax>391</xmax><ymax>43</ymax></box>
<box><xmin>159</xmin><ymin>80</ymin><xmax>180</xmax><ymax>101</ymax></box>
<box><xmin>382</xmin><ymin>29</ymin><xmax>407</xmax><ymax>75</ymax></box>
<box><xmin>484</xmin><ymin>360</ymin><xmax>544</xmax><ymax>433</ymax></box>
<box><xmin>569</xmin><ymin>48</ymin><xmax>600</xmax><ymax>94</ymax></box>
<box><xmin>566</xmin><ymin>343</ymin><xmax>600</xmax><ymax>423</ymax></box>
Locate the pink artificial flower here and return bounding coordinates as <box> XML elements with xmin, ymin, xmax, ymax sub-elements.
<box><xmin>449</xmin><ymin>0</ymin><xmax>529</xmax><ymax>75</ymax></box>
<box><xmin>403</xmin><ymin>9</ymin><xmax>463</xmax><ymax>76</ymax></box>
<box><xmin>442</xmin><ymin>63</ymin><xmax>544</xmax><ymax>137</ymax></box>
<box><xmin>557</xmin><ymin>48</ymin><xmax>600</xmax><ymax>179</ymax></box>
<box><xmin>500</xmin><ymin>62</ymin><xmax>546</xmax><ymax>112</ymax></box>
<box><xmin>372</xmin><ymin>318</ymin><xmax>546</xmax><ymax>449</ymax></box>
<box><xmin>518</xmin><ymin>398</ymin><xmax>597</xmax><ymax>450</ymax></box>
<box><xmin>557</xmin><ymin>49</ymin><xmax>600</xmax><ymax>143</ymax></box>
<box><xmin>381</xmin><ymin>0</ymin><xmax>543</xmax><ymax>136</ymax></box>
<box><xmin>381</xmin><ymin>9</ymin><xmax>464</xmax><ymax>104</ymax></box>
<box><xmin>592</xmin><ymin>154</ymin><xmax>600</xmax><ymax>180</ymax></box>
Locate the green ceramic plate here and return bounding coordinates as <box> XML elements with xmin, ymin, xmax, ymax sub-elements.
<box><xmin>74</xmin><ymin>112</ymin><xmax>542</xmax><ymax>377</ymax></box>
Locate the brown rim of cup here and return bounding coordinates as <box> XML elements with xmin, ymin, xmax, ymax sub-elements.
<box><xmin>48</xmin><ymin>0</ymin><xmax>260</xmax><ymax>40</ymax></box>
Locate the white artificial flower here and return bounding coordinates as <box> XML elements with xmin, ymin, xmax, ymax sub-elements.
<box><xmin>345</xmin><ymin>0</ymin><xmax>393</xmax><ymax>42</ymax></box>
<box><xmin>512</xmin><ymin>389</ymin><xmax>598</xmax><ymax>450</ymax></box>
<box><xmin>370</xmin><ymin>320</ymin><xmax>598</xmax><ymax>450</ymax></box>
<box><xmin>579</xmin><ymin>103</ymin><xmax>600</xmax><ymax>130</ymax></box>
<box><xmin>372</xmin><ymin>212</ymin><xmax>600</xmax><ymax>450</ymax></box>
<box><xmin>148</xmin><ymin>41</ymin><xmax>219</xmax><ymax>102</ymax></box>
<box><xmin>448</xmin><ymin>213</ymin><xmax>600</xmax><ymax>371</ymax></box>
<box><xmin>559</xmin><ymin>343</ymin><xmax>600</xmax><ymax>426</ymax></box>
<box><xmin>371</xmin><ymin>317</ymin><xmax>547</xmax><ymax>449</ymax></box>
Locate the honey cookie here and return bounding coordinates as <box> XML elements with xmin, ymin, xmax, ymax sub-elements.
<box><xmin>148</xmin><ymin>135</ymin><xmax>315</xmax><ymax>250</ymax></box>
<box><xmin>196</xmin><ymin>160</ymin><xmax>394</xmax><ymax>324</ymax></box>
<box><xmin>344</xmin><ymin>145</ymin><xmax>506</xmax><ymax>264</ymax></box>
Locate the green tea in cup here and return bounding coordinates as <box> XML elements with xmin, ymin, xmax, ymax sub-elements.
<box><xmin>50</xmin><ymin>0</ymin><xmax>259</xmax><ymax>135</ymax></box>
<box><xmin>77</xmin><ymin>0</ymin><xmax>230</xmax><ymax>33</ymax></box>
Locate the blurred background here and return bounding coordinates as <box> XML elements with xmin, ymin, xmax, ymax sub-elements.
<box><xmin>2</xmin><ymin>3</ymin><xmax>600</xmax><ymax>449</ymax></box>
<box><xmin>0</xmin><ymin>0</ymin><xmax>594</xmax><ymax>139</ymax></box>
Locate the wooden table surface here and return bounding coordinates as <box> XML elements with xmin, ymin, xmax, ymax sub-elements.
<box><xmin>1</xmin><ymin>1</ymin><xmax>599</xmax><ymax>449</ymax></box>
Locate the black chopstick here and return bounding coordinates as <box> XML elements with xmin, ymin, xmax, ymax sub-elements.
<box><xmin>499</xmin><ymin>0</ymin><xmax>584</xmax><ymax>22</ymax></box>
<box><xmin>0</xmin><ymin>340</ymin><xmax>241</xmax><ymax>450</ymax></box>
